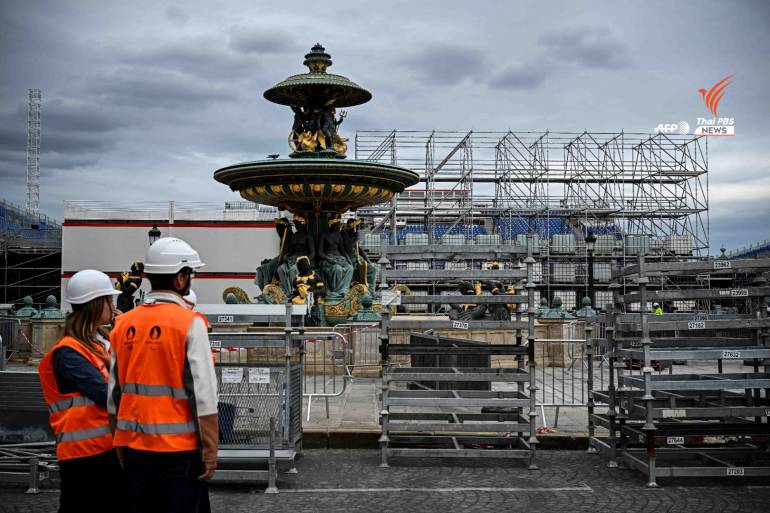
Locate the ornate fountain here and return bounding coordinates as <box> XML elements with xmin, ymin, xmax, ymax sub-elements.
<box><xmin>214</xmin><ymin>44</ymin><xmax>419</xmax><ymax>324</ymax></box>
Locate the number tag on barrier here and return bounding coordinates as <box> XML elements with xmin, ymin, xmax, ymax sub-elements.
<box><xmin>217</xmin><ymin>315</ymin><xmax>234</xmax><ymax>323</ymax></box>
<box><xmin>713</xmin><ymin>260</ymin><xmax>732</xmax><ymax>270</ymax></box>
<box><xmin>666</xmin><ymin>436</ymin><xmax>684</xmax><ymax>445</ymax></box>
<box><xmin>248</xmin><ymin>367</ymin><xmax>270</xmax><ymax>384</ymax></box>
<box><xmin>688</xmin><ymin>321</ymin><xmax>706</xmax><ymax>330</ymax></box>
<box><xmin>452</xmin><ymin>321</ymin><xmax>469</xmax><ymax>330</ymax></box>
<box><xmin>210</xmin><ymin>340</ymin><xmax>222</xmax><ymax>349</ymax></box>
<box><xmin>222</xmin><ymin>367</ymin><xmax>243</xmax><ymax>384</ymax></box>
<box><xmin>726</xmin><ymin>467</ymin><xmax>744</xmax><ymax>476</ymax></box>
<box><xmin>721</xmin><ymin>350</ymin><xmax>741</xmax><ymax>359</ymax></box>
<box><xmin>729</xmin><ymin>289</ymin><xmax>749</xmax><ymax>297</ymax></box>
<box><xmin>381</xmin><ymin>290</ymin><xmax>401</xmax><ymax>306</ymax></box>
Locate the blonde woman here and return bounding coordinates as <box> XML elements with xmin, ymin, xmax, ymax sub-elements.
<box><xmin>38</xmin><ymin>270</ymin><xmax>127</xmax><ymax>512</ymax></box>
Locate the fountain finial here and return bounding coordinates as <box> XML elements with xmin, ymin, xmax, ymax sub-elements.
<box><xmin>303</xmin><ymin>43</ymin><xmax>332</xmax><ymax>73</ymax></box>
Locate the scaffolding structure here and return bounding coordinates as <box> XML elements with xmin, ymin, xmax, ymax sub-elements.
<box><xmin>26</xmin><ymin>89</ymin><xmax>41</xmax><ymax>216</ymax></box>
<box><xmin>355</xmin><ymin>130</ymin><xmax>709</xmax><ymax>308</ymax></box>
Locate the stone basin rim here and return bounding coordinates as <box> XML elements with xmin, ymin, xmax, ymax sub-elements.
<box><xmin>214</xmin><ymin>159</ymin><xmax>420</xmax><ymax>191</ymax></box>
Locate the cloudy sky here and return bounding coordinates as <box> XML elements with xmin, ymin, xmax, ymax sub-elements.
<box><xmin>1</xmin><ymin>0</ymin><xmax>768</xmax><ymax>252</ymax></box>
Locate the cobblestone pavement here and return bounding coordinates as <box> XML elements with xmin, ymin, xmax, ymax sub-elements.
<box><xmin>3</xmin><ymin>450</ymin><xmax>770</xmax><ymax>512</ymax></box>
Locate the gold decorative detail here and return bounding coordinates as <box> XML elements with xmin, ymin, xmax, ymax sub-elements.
<box><xmin>317</xmin><ymin>130</ymin><xmax>328</xmax><ymax>150</ymax></box>
<box><xmin>332</xmin><ymin>184</ymin><xmax>345</xmax><ymax>193</ymax></box>
<box><xmin>271</xmin><ymin>185</ymin><xmax>283</xmax><ymax>194</ymax></box>
<box><xmin>255</xmin><ymin>186</ymin><xmax>267</xmax><ymax>195</ymax></box>
<box><xmin>323</xmin><ymin>302</ymin><xmax>351</xmax><ymax>317</ymax></box>
<box><xmin>262</xmin><ymin>284</ymin><xmax>286</xmax><ymax>304</ymax></box>
<box><xmin>348</xmin><ymin>283</ymin><xmax>369</xmax><ymax>314</ymax></box>
<box><xmin>333</xmin><ymin>134</ymin><xmax>348</xmax><ymax>155</ymax></box>
<box><xmin>368</xmin><ymin>187</ymin><xmax>380</xmax><ymax>197</ymax></box>
<box><xmin>222</xmin><ymin>286</ymin><xmax>252</xmax><ymax>304</ymax></box>
<box><xmin>351</xmin><ymin>185</ymin><xmax>364</xmax><ymax>194</ymax></box>
<box><xmin>297</xmin><ymin>130</ymin><xmax>320</xmax><ymax>152</ymax></box>
<box><xmin>290</xmin><ymin>184</ymin><xmax>303</xmax><ymax>193</ymax></box>
<box><xmin>312</xmin><ymin>183</ymin><xmax>323</xmax><ymax>193</ymax></box>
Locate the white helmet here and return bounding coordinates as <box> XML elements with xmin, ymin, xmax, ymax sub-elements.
<box><xmin>144</xmin><ymin>237</ymin><xmax>205</xmax><ymax>275</ymax></box>
<box><xmin>653</xmin><ymin>302</ymin><xmax>660</xmax><ymax>307</ymax></box>
<box><xmin>66</xmin><ymin>269</ymin><xmax>121</xmax><ymax>305</ymax></box>
<box><xmin>183</xmin><ymin>289</ymin><xmax>197</xmax><ymax>309</ymax></box>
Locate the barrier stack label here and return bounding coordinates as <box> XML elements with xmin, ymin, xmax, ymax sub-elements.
<box><xmin>222</xmin><ymin>367</ymin><xmax>244</xmax><ymax>384</ymax></box>
<box><xmin>248</xmin><ymin>367</ymin><xmax>271</xmax><ymax>384</ymax></box>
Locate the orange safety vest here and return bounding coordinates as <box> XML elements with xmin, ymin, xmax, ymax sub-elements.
<box><xmin>111</xmin><ymin>302</ymin><xmax>199</xmax><ymax>452</ymax></box>
<box><xmin>38</xmin><ymin>336</ymin><xmax>113</xmax><ymax>461</ymax></box>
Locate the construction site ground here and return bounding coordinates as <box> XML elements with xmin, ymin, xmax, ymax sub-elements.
<box><xmin>2</xmin><ymin>449</ymin><xmax>770</xmax><ymax>512</ymax></box>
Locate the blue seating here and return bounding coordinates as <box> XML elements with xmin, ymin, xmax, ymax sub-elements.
<box><xmin>0</xmin><ymin>199</ymin><xmax>60</xmax><ymax>241</ymax></box>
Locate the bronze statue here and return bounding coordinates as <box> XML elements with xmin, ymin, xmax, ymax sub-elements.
<box><xmin>115</xmin><ymin>261</ymin><xmax>144</xmax><ymax>313</ymax></box>
<box><xmin>317</xmin><ymin>217</ymin><xmax>354</xmax><ymax>295</ymax></box>
<box><xmin>448</xmin><ymin>281</ymin><xmax>487</xmax><ymax>321</ymax></box>
<box><xmin>342</xmin><ymin>218</ymin><xmax>378</xmax><ymax>294</ymax></box>
<box><xmin>255</xmin><ymin>217</ymin><xmax>292</xmax><ymax>292</ymax></box>
<box><xmin>277</xmin><ymin>214</ymin><xmax>316</xmax><ymax>294</ymax></box>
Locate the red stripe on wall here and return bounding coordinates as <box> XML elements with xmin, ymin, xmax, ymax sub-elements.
<box><xmin>63</xmin><ymin>221</ymin><xmax>275</xmax><ymax>228</ymax></box>
<box><xmin>62</xmin><ymin>272</ymin><xmax>256</xmax><ymax>279</ymax></box>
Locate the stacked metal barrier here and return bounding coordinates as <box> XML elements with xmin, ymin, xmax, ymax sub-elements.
<box><xmin>378</xmin><ymin>243</ymin><xmax>538</xmax><ymax>467</ymax></box>
<box><xmin>590</xmin><ymin>256</ymin><xmax>770</xmax><ymax>486</ymax></box>
<box><xmin>208</xmin><ymin>305</ymin><xmax>304</xmax><ymax>493</ymax></box>
<box><xmin>0</xmin><ymin>442</ymin><xmax>56</xmax><ymax>494</ymax></box>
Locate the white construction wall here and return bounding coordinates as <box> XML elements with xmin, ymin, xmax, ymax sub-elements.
<box><xmin>61</xmin><ymin>221</ymin><xmax>279</xmax><ymax>308</ymax></box>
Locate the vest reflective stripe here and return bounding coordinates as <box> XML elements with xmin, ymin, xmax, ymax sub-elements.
<box><xmin>56</xmin><ymin>424</ymin><xmax>112</xmax><ymax>443</ymax></box>
<box><xmin>48</xmin><ymin>395</ymin><xmax>95</xmax><ymax>413</ymax></box>
<box><xmin>122</xmin><ymin>382</ymin><xmax>188</xmax><ymax>400</ymax></box>
<box><xmin>38</xmin><ymin>336</ymin><xmax>113</xmax><ymax>461</ymax></box>
<box><xmin>112</xmin><ymin>303</ymin><xmax>200</xmax><ymax>452</ymax></box>
<box><xmin>116</xmin><ymin>419</ymin><xmax>196</xmax><ymax>436</ymax></box>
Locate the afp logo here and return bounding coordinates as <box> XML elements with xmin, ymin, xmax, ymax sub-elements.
<box><xmin>655</xmin><ymin>121</ymin><xmax>689</xmax><ymax>135</ymax></box>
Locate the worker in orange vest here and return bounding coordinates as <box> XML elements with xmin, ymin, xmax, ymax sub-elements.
<box><xmin>108</xmin><ymin>238</ymin><xmax>218</xmax><ymax>513</ymax></box>
<box><xmin>38</xmin><ymin>269</ymin><xmax>127</xmax><ymax>512</ymax></box>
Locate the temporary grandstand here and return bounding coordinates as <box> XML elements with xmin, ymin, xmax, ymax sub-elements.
<box><xmin>354</xmin><ymin>130</ymin><xmax>709</xmax><ymax>310</ymax></box>
<box><xmin>728</xmin><ymin>238</ymin><xmax>770</xmax><ymax>259</ymax></box>
<box><xmin>0</xmin><ymin>198</ymin><xmax>62</xmax><ymax>307</ymax></box>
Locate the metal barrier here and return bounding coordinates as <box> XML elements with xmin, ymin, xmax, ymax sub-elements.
<box><xmin>333</xmin><ymin>323</ymin><xmax>381</xmax><ymax>371</ymax></box>
<box><xmin>534</xmin><ymin>335</ymin><xmax>609</xmax><ymax>429</ymax></box>
<box><xmin>0</xmin><ymin>442</ymin><xmax>57</xmax><ymax>494</ymax></box>
<box><xmin>301</xmin><ymin>331</ymin><xmax>350</xmax><ymax>421</ymax></box>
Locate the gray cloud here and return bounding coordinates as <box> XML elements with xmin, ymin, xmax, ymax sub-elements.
<box><xmin>90</xmin><ymin>66</ymin><xmax>236</xmax><ymax>109</ymax></box>
<box><xmin>488</xmin><ymin>63</ymin><xmax>550</xmax><ymax>90</ymax></box>
<box><xmin>399</xmin><ymin>44</ymin><xmax>487</xmax><ymax>85</ymax></box>
<box><xmin>229</xmin><ymin>28</ymin><xmax>302</xmax><ymax>55</ymax></box>
<box><xmin>164</xmin><ymin>6</ymin><xmax>190</xmax><ymax>24</ymax></box>
<box><xmin>0</xmin><ymin>0</ymin><xmax>769</xmax><ymax>254</ymax></box>
<box><xmin>539</xmin><ymin>27</ymin><xmax>629</xmax><ymax>69</ymax></box>
<box><xmin>116</xmin><ymin>38</ymin><xmax>262</xmax><ymax>81</ymax></box>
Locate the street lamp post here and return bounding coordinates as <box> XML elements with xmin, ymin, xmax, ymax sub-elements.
<box><xmin>148</xmin><ymin>224</ymin><xmax>161</xmax><ymax>246</ymax></box>
<box><xmin>585</xmin><ymin>231</ymin><xmax>596</xmax><ymax>308</ymax></box>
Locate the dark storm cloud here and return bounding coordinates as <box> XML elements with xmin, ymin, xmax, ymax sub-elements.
<box><xmin>399</xmin><ymin>44</ymin><xmax>487</xmax><ymax>85</ymax></box>
<box><xmin>90</xmin><ymin>66</ymin><xmax>237</xmax><ymax>109</ymax></box>
<box><xmin>539</xmin><ymin>27</ymin><xmax>629</xmax><ymax>69</ymax></box>
<box><xmin>1</xmin><ymin>0</ymin><xmax>769</xmax><ymax>252</ymax></box>
<box><xmin>117</xmin><ymin>38</ymin><xmax>262</xmax><ymax>80</ymax></box>
<box><xmin>711</xmin><ymin>200</ymin><xmax>770</xmax><ymax>250</ymax></box>
<box><xmin>488</xmin><ymin>63</ymin><xmax>550</xmax><ymax>90</ymax></box>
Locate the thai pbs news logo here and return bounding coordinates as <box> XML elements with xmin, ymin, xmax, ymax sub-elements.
<box><xmin>655</xmin><ymin>73</ymin><xmax>735</xmax><ymax>137</ymax></box>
